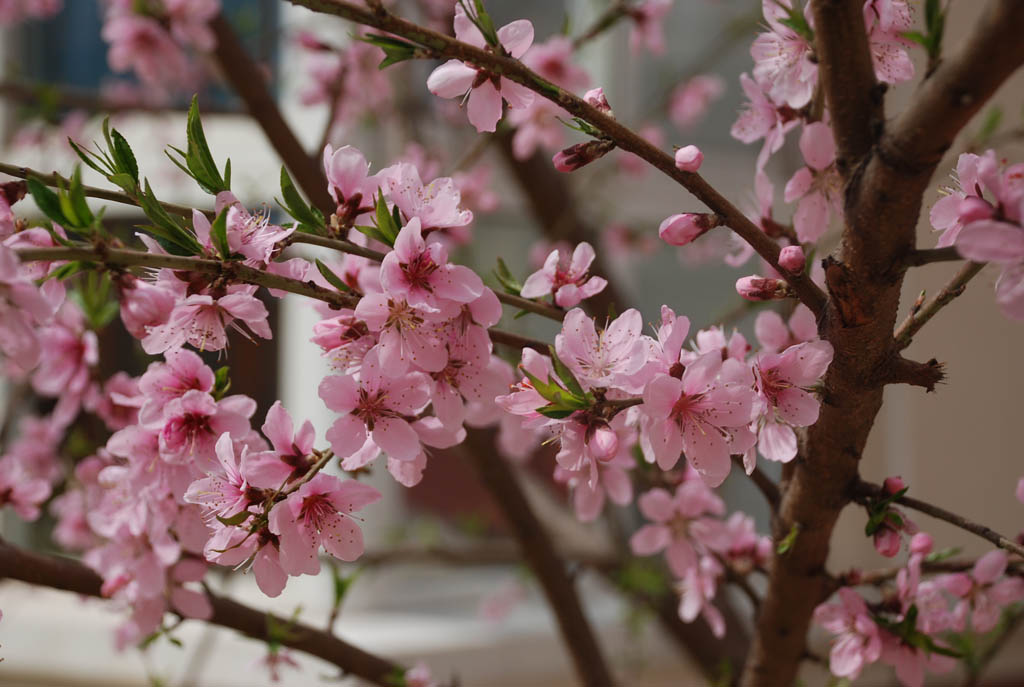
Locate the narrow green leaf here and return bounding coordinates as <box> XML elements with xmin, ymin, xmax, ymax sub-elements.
<box><xmin>68</xmin><ymin>167</ymin><xmax>94</xmax><ymax>229</ymax></box>
<box><xmin>548</xmin><ymin>346</ymin><xmax>586</xmax><ymax>398</ymax></box>
<box><xmin>184</xmin><ymin>95</ymin><xmax>227</xmax><ymax>194</ymax></box>
<box><xmin>110</xmin><ymin>128</ymin><xmax>139</xmax><ymax>184</ymax></box>
<box><xmin>215</xmin><ymin>509</ymin><xmax>252</xmax><ymax>527</ymax></box>
<box><xmin>278</xmin><ymin>166</ymin><xmax>323</xmax><ymax>231</ymax></box>
<box><xmin>213</xmin><ymin>365</ymin><xmax>231</xmax><ymax>400</ymax></box>
<box><xmin>777</xmin><ymin>523</ymin><xmax>801</xmax><ymax>555</ymax></box>
<box><xmin>315</xmin><ymin>258</ymin><xmax>352</xmax><ymax>292</ymax></box>
<box><xmin>68</xmin><ymin>139</ymin><xmax>114</xmax><ymax>177</ymax></box>
<box><xmin>26</xmin><ymin>177</ymin><xmax>69</xmax><ymax>226</ymax></box>
<box><xmin>209</xmin><ymin>208</ymin><xmax>231</xmax><ymax>259</ymax></box>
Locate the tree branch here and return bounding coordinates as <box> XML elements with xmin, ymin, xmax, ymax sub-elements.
<box><xmin>209</xmin><ymin>14</ymin><xmax>335</xmax><ymax>216</ymax></box>
<box><xmin>854</xmin><ymin>480</ymin><xmax>1024</xmax><ymax>558</ymax></box>
<box><xmin>904</xmin><ymin>246</ymin><xmax>963</xmax><ymax>267</ymax></box>
<box><xmin>461</xmin><ymin>428</ymin><xmax>615</xmax><ymax>687</ymax></box>
<box><xmin>894</xmin><ymin>261</ymin><xmax>985</xmax><ymax>350</ymax></box>
<box><xmin>0</xmin><ymin>538</ymin><xmax>405</xmax><ymax>685</ymax></box>
<box><xmin>880</xmin><ymin>0</ymin><xmax>1024</xmax><ymax>175</ymax></box>
<box><xmin>809</xmin><ymin>0</ymin><xmax>882</xmax><ymax>169</ymax></box>
<box><xmin>284</xmin><ymin>0</ymin><xmax>828</xmax><ymax>316</ymax></box>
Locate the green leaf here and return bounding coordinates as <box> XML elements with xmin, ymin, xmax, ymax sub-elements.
<box><xmin>26</xmin><ymin>176</ymin><xmax>69</xmax><ymax>226</ymax></box>
<box><xmin>315</xmin><ymin>258</ymin><xmax>352</xmax><ymax>292</ymax></box>
<box><xmin>902</xmin><ymin>30</ymin><xmax>930</xmax><ymax>48</ymax></box>
<box><xmin>777</xmin><ymin>523</ymin><xmax>801</xmax><ymax>555</ymax></box>
<box><xmin>68</xmin><ymin>167</ymin><xmax>95</xmax><ymax>229</ymax></box>
<box><xmin>536</xmin><ymin>406</ymin><xmax>577</xmax><ymax>419</ymax></box>
<box><xmin>331</xmin><ymin>565</ymin><xmax>362</xmax><ymax>607</ymax></box>
<box><xmin>136</xmin><ymin>180</ymin><xmax>204</xmax><ymax>256</ymax></box>
<box><xmin>215</xmin><ymin>510</ymin><xmax>252</xmax><ymax>527</ymax></box>
<box><xmin>172</xmin><ymin>96</ymin><xmax>229</xmax><ymax>194</ymax></box>
<box><xmin>110</xmin><ymin>128</ymin><xmax>139</xmax><ymax>185</ymax></box>
<box><xmin>493</xmin><ymin>257</ymin><xmax>523</xmax><ymax>295</ymax></box>
<box><xmin>278</xmin><ymin>166</ymin><xmax>324</xmax><ymax>233</ymax></box>
<box><xmin>209</xmin><ymin>207</ymin><xmax>231</xmax><ymax>259</ymax></box>
<box><xmin>372</xmin><ymin>191</ymin><xmax>399</xmax><ymax>246</ymax></box>
<box><xmin>548</xmin><ymin>345</ymin><xmax>586</xmax><ymax>398</ymax></box>
<box><xmin>359</xmin><ymin>33</ymin><xmax>419</xmax><ymax>69</ymax></box>
<box><xmin>48</xmin><ymin>261</ymin><xmax>91</xmax><ymax>281</ymax></box>
<box><xmin>68</xmin><ymin>139</ymin><xmax>115</xmax><ymax>178</ymax></box>
<box><xmin>213</xmin><ymin>365</ymin><xmax>231</xmax><ymax>400</ymax></box>
<box><xmin>924</xmin><ymin>546</ymin><xmax>962</xmax><ymax>563</ymax></box>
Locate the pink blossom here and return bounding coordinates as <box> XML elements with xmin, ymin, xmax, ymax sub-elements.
<box><xmin>754</xmin><ymin>304</ymin><xmax>818</xmax><ymax>353</ymax></box>
<box><xmin>380</xmin><ymin>217</ymin><xmax>484</xmax><ymax>314</ymax></box>
<box><xmin>864</xmin><ymin>0</ymin><xmax>915</xmax><ymax>84</ymax></box>
<box><xmin>677</xmin><ymin>556</ymin><xmax>726</xmax><ymax>638</ymax></box>
<box><xmin>164</xmin><ymin>0</ymin><xmax>219</xmax><ymax>51</ymax></box>
<box><xmin>628</xmin><ymin>0</ymin><xmax>672</xmax><ymax>55</ymax></box>
<box><xmin>382</xmin><ymin>162</ymin><xmax>473</xmax><ymax>231</ymax></box>
<box><xmin>323</xmin><ymin>144</ymin><xmax>380</xmax><ymax>224</ymax></box>
<box><xmin>243</xmin><ymin>401</ymin><xmax>317</xmax><ymax>489</ymax></box>
<box><xmin>184</xmin><ymin>433</ymin><xmax>253</xmax><ymax>520</ymax></box>
<box><xmin>0</xmin><ymin>0</ymin><xmax>61</xmax><ymax>26</ymax></box>
<box><xmin>813</xmin><ymin>588</ymin><xmax>882</xmax><ymax>680</ymax></box>
<box><xmin>630</xmin><ymin>480</ymin><xmax>725</xmax><ymax>576</ymax></box>
<box><xmin>426</xmin><ymin>6</ymin><xmax>535</xmax><ymax>133</ymax></box>
<box><xmin>102</xmin><ymin>14</ymin><xmax>192</xmax><ymax>91</ymax></box>
<box><xmin>138</xmin><ymin>348</ymin><xmax>215</xmax><ymax>425</ymax></box>
<box><xmin>674</xmin><ymin>145</ymin><xmax>703</xmax><ymax>172</ymax></box>
<box><xmin>640</xmin><ymin>353</ymin><xmax>756</xmax><ymax>485</ymax></box>
<box><xmin>0</xmin><ymin>244</ymin><xmax>58</xmax><ymax>370</ymax></box>
<box><xmin>731</xmin><ymin>73</ymin><xmax>799</xmax><ymax>171</ymax></box>
<box><xmin>555</xmin><ymin>308</ymin><xmax>647</xmax><ymax>392</ymax></box>
<box><xmin>255</xmin><ymin>647</ymin><xmax>300</xmax><ymax>683</ymax></box>
<box><xmin>268</xmin><ymin>473</ymin><xmax>381</xmax><ymax>574</ymax></box>
<box><xmin>658</xmin><ymin>213</ymin><xmax>717</xmax><ymax>246</ymax></box>
<box><xmin>939</xmin><ymin>550</ymin><xmax>1024</xmax><ymax>633</ymax></box>
<box><xmin>430</xmin><ymin>323</ymin><xmax>501</xmax><ymax>430</ymax></box>
<box><xmin>520</xmin><ymin>242</ymin><xmax>607</xmax><ymax>308</ymax></box>
<box><xmin>751</xmin><ymin>340</ymin><xmax>833</xmax><ymax>464</ymax></box>
<box><xmin>142</xmin><ymin>285</ymin><xmax>272</xmax><ymax>354</ymax></box>
<box><xmin>319</xmin><ymin>349</ymin><xmax>431</xmax><ymax>461</ymax></box>
<box><xmin>879</xmin><ymin>632</ymin><xmax>956</xmax><ymax>687</ymax></box>
<box><xmin>156</xmin><ymin>390</ymin><xmax>256</xmax><ymax>470</ymax></box>
<box><xmin>750</xmin><ymin>0</ymin><xmax>817</xmax><ymax>108</ymax></box>
<box><xmin>223</xmin><ymin>203</ymin><xmax>293</xmax><ymax>265</ymax></box>
<box><xmin>311</xmin><ymin>310</ymin><xmax>376</xmax><ymax>375</ymax></box>
<box><xmin>0</xmin><ymin>456</ymin><xmax>52</xmax><ymax>521</ymax></box>
<box><xmin>669</xmin><ymin>75</ymin><xmax>725</xmax><ymax>130</ymax></box>
<box><xmin>784</xmin><ymin>122</ymin><xmax>841</xmax><ymax>243</ymax></box>
<box><xmin>115</xmin><ymin>274</ymin><xmax>177</xmax><ymax>340</ymax></box>
<box><xmin>355</xmin><ymin>293</ymin><xmax>447</xmax><ymax>374</ymax></box>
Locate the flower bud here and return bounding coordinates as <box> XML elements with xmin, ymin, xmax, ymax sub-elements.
<box><xmin>674</xmin><ymin>145</ymin><xmax>703</xmax><ymax>172</ymax></box>
<box><xmin>583</xmin><ymin>87</ymin><xmax>613</xmax><ymax>116</ymax></box>
<box><xmin>658</xmin><ymin>213</ymin><xmax>716</xmax><ymax>246</ymax></box>
<box><xmin>552</xmin><ymin>139</ymin><xmax>615</xmax><ymax>173</ymax></box>
<box><xmin>909</xmin><ymin>532</ymin><xmax>933</xmax><ymax>555</ymax></box>
<box><xmin>735</xmin><ymin>276</ymin><xmax>789</xmax><ymax>301</ymax></box>
<box><xmin>873</xmin><ymin>527</ymin><xmax>901</xmax><ymax>558</ymax></box>
<box><xmin>778</xmin><ymin>245</ymin><xmax>805</xmax><ymax>273</ymax></box>
<box><xmin>958</xmin><ymin>196</ymin><xmax>994</xmax><ymax>224</ymax></box>
<box><xmin>588</xmin><ymin>425</ymin><xmax>619</xmax><ymax>461</ymax></box>
<box><xmin>882</xmin><ymin>475</ymin><xmax>906</xmax><ymax>495</ymax></box>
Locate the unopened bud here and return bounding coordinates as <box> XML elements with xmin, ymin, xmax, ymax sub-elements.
<box><xmin>882</xmin><ymin>475</ymin><xmax>906</xmax><ymax>495</ymax></box>
<box><xmin>588</xmin><ymin>425</ymin><xmax>619</xmax><ymax>461</ymax></box>
<box><xmin>735</xmin><ymin>276</ymin><xmax>790</xmax><ymax>301</ymax></box>
<box><xmin>873</xmin><ymin>527</ymin><xmax>901</xmax><ymax>558</ymax></box>
<box><xmin>658</xmin><ymin>213</ymin><xmax>718</xmax><ymax>246</ymax></box>
<box><xmin>909</xmin><ymin>532</ymin><xmax>933</xmax><ymax>555</ymax></box>
<box><xmin>958</xmin><ymin>196</ymin><xmax>994</xmax><ymax>224</ymax></box>
<box><xmin>778</xmin><ymin>245</ymin><xmax>805</xmax><ymax>273</ymax></box>
<box><xmin>552</xmin><ymin>139</ymin><xmax>615</xmax><ymax>173</ymax></box>
<box><xmin>583</xmin><ymin>87</ymin><xmax>613</xmax><ymax>116</ymax></box>
<box><xmin>674</xmin><ymin>145</ymin><xmax>703</xmax><ymax>172</ymax></box>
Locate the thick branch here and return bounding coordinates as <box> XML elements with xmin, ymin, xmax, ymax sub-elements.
<box><xmin>209</xmin><ymin>14</ymin><xmax>335</xmax><ymax>216</ymax></box>
<box><xmin>462</xmin><ymin>428</ymin><xmax>615</xmax><ymax>687</ymax></box>
<box><xmin>894</xmin><ymin>261</ymin><xmax>985</xmax><ymax>350</ymax></box>
<box><xmin>809</xmin><ymin>0</ymin><xmax>881</xmax><ymax>169</ymax></box>
<box><xmin>0</xmin><ymin>539</ymin><xmax>404</xmax><ymax>685</ymax></box>
<box><xmin>855</xmin><ymin>481</ymin><xmax>1024</xmax><ymax>558</ymax></box>
<box><xmin>881</xmin><ymin>0</ymin><xmax>1024</xmax><ymax>174</ymax></box>
<box><xmin>285</xmin><ymin>0</ymin><xmax>828</xmax><ymax>315</ymax></box>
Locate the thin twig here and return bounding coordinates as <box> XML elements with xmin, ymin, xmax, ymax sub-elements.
<box><xmin>894</xmin><ymin>261</ymin><xmax>985</xmax><ymax>350</ymax></box>
<box><xmin>904</xmin><ymin>246</ymin><xmax>963</xmax><ymax>267</ymax></box>
<box><xmin>854</xmin><ymin>481</ymin><xmax>1024</xmax><ymax>559</ymax></box>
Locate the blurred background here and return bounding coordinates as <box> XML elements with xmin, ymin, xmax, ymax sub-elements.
<box><xmin>1</xmin><ymin>0</ymin><xmax>1023</xmax><ymax>685</ymax></box>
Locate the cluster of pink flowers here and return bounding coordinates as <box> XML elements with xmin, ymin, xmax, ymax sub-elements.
<box><xmin>816</xmin><ymin>533</ymin><xmax>1024</xmax><ymax>687</ymax></box>
<box><xmin>932</xmin><ymin>150</ymin><xmax>1024</xmax><ymax>319</ymax></box>
<box><xmin>100</xmin><ymin>0</ymin><xmax>220</xmax><ymax>93</ymax></box>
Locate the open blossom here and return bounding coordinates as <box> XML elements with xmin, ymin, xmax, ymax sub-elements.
<box><xmin>381</xmin><ymin>162</ymin><xmax>473</xmax><ymax>230</ymax></box>
<box><xmin>0</xmin><ymin>244</ymin><xmax>58</xmax><ymax>370</ymax></box>
<box><xmin>426</xmin><ymin>6</ymin><xmax>535</xmax><ymax>133</ymax></box>
<box><xmin>520</xmin><ymin>242</ymin><xmax>607</xmax><ymax>308</ymax></box>
<box><xmin>555</xmin><ymin>308</ymin><xmax>647</xmax><ymax>392</ymax></box>
<box><xmin>677</xmin><ymin>556</ymin><xmax>726</xmax><ymax>638</ymax></box>
<box><xmin>102</xmin><ymin>14</ymin><xmax>192</xmax><ymax>91</ymax></box>
<box><xmin>355</xmin><ymin>293</ymin><xmax>447</xmax><ymax>374</ymax></box>
<box><xmin>142</xmin><ymin>285</ymin><xmax>272</xmax><ymax>354</ymax></box>
<box><xmin>0</xmin><ymin>456</ymin><xmax>52</xmax><ymax>521</ymax></box>
<box><xmin>939</xmin><ymin>550</ymin><xmax>1024</xmax><ymax>633</ymax></box>
<box><xmin>319</xmin><ymin>349</ymin><xmax>431</xmax><ymax>462</ymax></box>
<box><xmin>163</xmin><ymin>0</ymin><xmax>219</xmax><ymax>51</ymax></box>
<box><xmin>750</xmin><ymin>0</ymin><xmax>816</xmax><ymax>109</ymax></box>
<box><xmin>754</xmin><ymin>305</ymin><xmax>817</xmax><ymax>353</ymax></box>
<box><xmin>750</xmin><ymin>340</ymin><xmax>833</xmax><ymax>464</ymax></box>
<box><xmin>864</xmin><ymin>0</ymin><xmax>914</xmax><ymax>85</ymax></box>
<box><xmin>380</xmin><ymin>217</ymin><xmax>484</xmax><ymax>314</ymax></box>
<box><xmin>813</xmin><ymin>588</ymin><xmax>882</xmax><ymax>680</ymax></box>
<box><xmin>243</xmin><ymin>401</ymin><xmax>317</xmax><ymax>489</ymax></box>
<box><xmin>155</xmin><ymin>390</ymin><xmax>255</xmax><ymax>470</ymax></box>
<box><xmin>268</xmin><ymin>473</ymin><xmax>381</xmax><ymax>574</ymax></box>
<box><xmin>784</xmin><ymin>122</ymin><xmax>841</xmax><ymax>243</ymax></box>
<box><xmin>223</xmin><ymin>202</ymin><xmax>293</xmax><ymax>265</ymax></box>
<box><xmin>731</xmin><ymin>73</ymin><xmax>799</xmax><ymax>171</ymax></box>
<box><xmin>630</xmin><ymin>480</ymin><xmax>725</xmax><ymax>577</ymax></box>
<box><xmin>640</xmin><ymin>352</ymin><xmax>756</xmax><ymax>485</ymax></box>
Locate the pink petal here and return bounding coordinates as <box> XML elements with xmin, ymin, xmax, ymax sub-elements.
<box><xmin>497</xmin><ymin>19</ymin><xmax>534</xmax><ymax>59</ymax></box>
<box><xmin>371</xmin><ymin>417</ymin><xmax>421</xmax><ymax>461</ymax></box>
<box><xmin>320</xmin><ymin>513</ymin><xmax>364</xmax><ymax>562</ymax></box>
<box><xmin>466</xmin><ymin>82</ymin><xmax>503</xmax><ymax>133</ymax></box>
<box><xmin>956</xmin><ymin>220</ymin><xmax>1024</xmax><ymax>263</ymax></box>
<box><xmin>426</xmin><ymin>60</ymin><xmax>476</xmax><ymax>98</ymax></box>
<box><xmin>630</xmin><ymin>524</ymin><xmax>671</xmax><ymax>555</ymax></box>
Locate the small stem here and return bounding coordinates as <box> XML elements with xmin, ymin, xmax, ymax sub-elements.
<box><xmin>894</xmin><ymin>261</ymin><xmax>985</xmax><ymax>350</ymax></box>
<box><xmin>854</xmin><ymin>480</ymin><xmax>1024</xmax><ymax>559</ymax></box>
<box><xmin>904</xmin><ymin>246</ymin><xmax>963</xmax><ymax>267</ymax></box>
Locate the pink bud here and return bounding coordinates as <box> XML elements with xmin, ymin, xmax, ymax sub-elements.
<box><xmin>873</xmin><ymin>527</ymin><xmax>901</xmax><ymax>558</ymax></box>
<box><xmin>588</xmin><ymin>425</ymin><xmax>619</xmax><ymax>461</ymax></box>
<box><xmin>883</xmin><ymin>476</ymin><xmax>906</xmax><ymax>495</ymax></box>
<box><xmin>778</xmin><ymin>245</ymin><xmax>805</xmax><ymax>273</ymax></box>
<box><xmin>659</xmin><ymin>213</ymin><xmax>714</xmax><ymax>246</ymax></box>
<box><xmin>1017</xmin><ymin>477</ymin><xmax>1024</xmax><ymax>504</ymax></box>
<box><xmin>583</xmin><ymin>87</ymin><xmax>612</xmax><ymax>115</ymax></box>
<box><xmin>736</xmin><ymin>276</ymin><xmax>789</xmax><ymax>301</ymax></box>
<box><xmin>674</xmin><ymin>145</ymin><xmax>703</xmax><ymax>172</ymax></box>
<box><xmin>909</xmin><ymin>532</ymin><xmax>933</xmax><ymax>555</ymax></box>
<box><xmin>958</xmin><ymin>196</ymin><xmax>994</xmax><ymax>224</ymax></box>
<box><xmin>552</xmin><ymin>140</ymin><xmax>615</xmax><ymax>173</ymax></box>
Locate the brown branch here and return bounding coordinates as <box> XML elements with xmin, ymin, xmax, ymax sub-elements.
<box><xmin>878</xmin><ymin>355</ymin><xmax>946</xmax><ymax>392</ymax></box>
<box><xmin>14</xmin><ymin>245</ymin><xmax>550</xmax><ymax>351</ymax></box>
<box><xmin>854</xmin><ymin>481</ymin><xmax>1024</xmax><ymax>558</ymax></box>
<box><xmin>284</xmin><ymin>0</ymin><xmax>828</xmax><ymax>316</ymax></box>
<box><xmin>0</xmin><ymin>162</ymin><xmax>197</xmax><ymax>218</ymax></box>
<box><xmin>809</xmin><ymin>0</ymin><xmax>881</xmax><ymax>170</ymax></box>
<box><xmin>0</xmin><ymin>538</ymin><xmax>404</xmax><ymax>685</ymax></box>
<box><xmin>209</xmin><ymin>13</ymin><xmax>335</xmax><ymax>217</ymax></box>
<box><xmin>894</xmin><ymin>261</ymin><xmax>985</xmax><ymax>350</ymax></box>
<box><xmin>905</xmin><ymin>246</ymin><xmax>963</xmax><ymax>267</ymax></box>
<box><xmin>881</xmin><ymin>0</ymin><xmax>1024</xmax><ymax>174</ymax></box>
<box><xmin>461</xmin><ymin>428</ymin><xmax>615</xmax><ymax>687</ymax></box>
